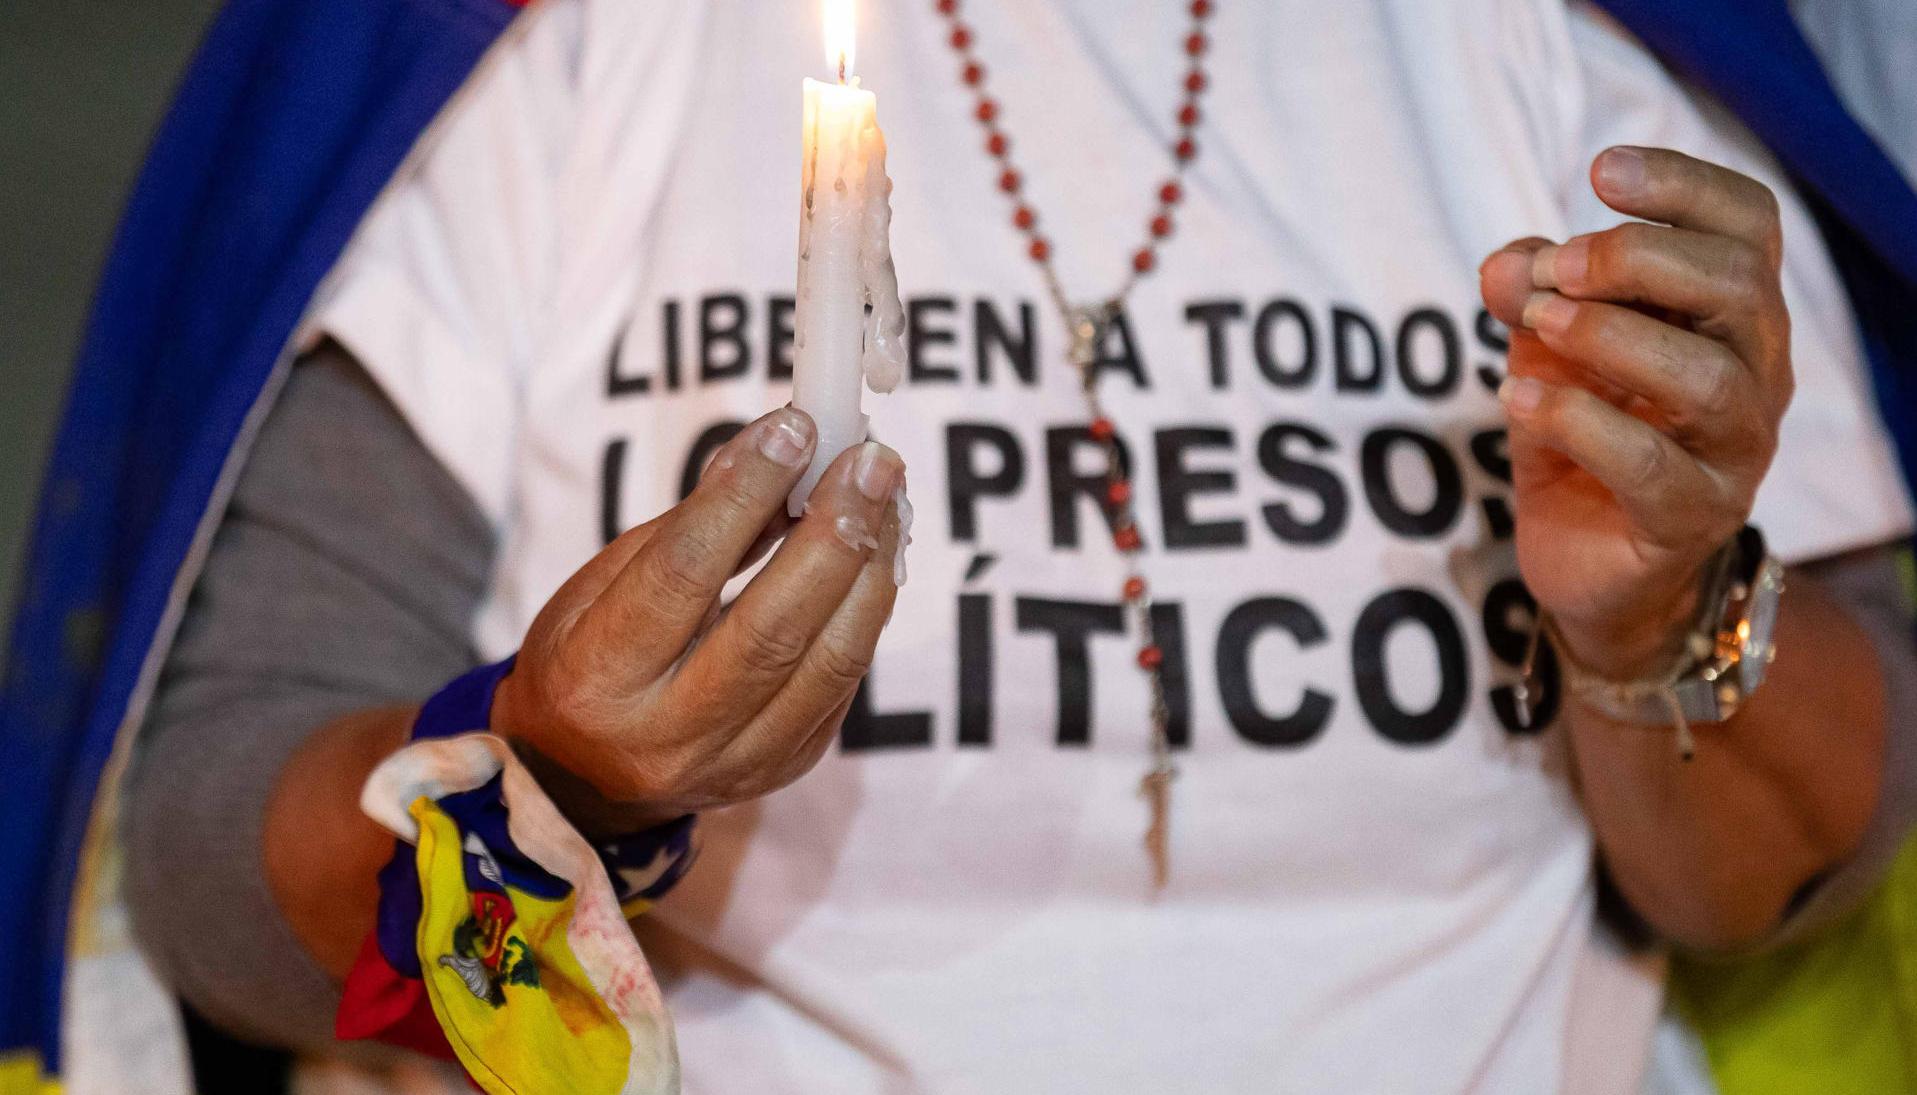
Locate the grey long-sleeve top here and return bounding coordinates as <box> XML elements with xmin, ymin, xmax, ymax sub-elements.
<box><xmin>122</xmin><ymin>342</ymin><xmax>495</xmax><ymax>1049</ymax></box>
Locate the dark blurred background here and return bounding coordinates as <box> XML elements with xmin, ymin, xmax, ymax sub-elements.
<box><xmin>0</xmin><ymin>0</ymin><xmax>221</xmax><ymax>662</ymax></box>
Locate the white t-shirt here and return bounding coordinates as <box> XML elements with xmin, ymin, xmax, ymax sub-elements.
<box><xmin>308</xmin><ymin>1</ymin><xmax>1911</xmax><ymax>1090</ymax></box>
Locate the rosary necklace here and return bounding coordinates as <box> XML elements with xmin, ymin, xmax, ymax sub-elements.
<box><xmin>933</xmin><ymin>0</ymin><xmax>1216</xmax><ymax>888</ymax></box>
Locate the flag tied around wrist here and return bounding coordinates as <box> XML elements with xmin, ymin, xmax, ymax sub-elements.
<box><xmin>337</xmin><ymin>733</ymin><xmax>680</xmax><ymax>1095</ymax></box>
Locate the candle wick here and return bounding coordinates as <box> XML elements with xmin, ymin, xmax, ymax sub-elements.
<box><xmin>838</xmin><ymin>53</ymin><xmax>846</xmax><ymax>85</ymax></box>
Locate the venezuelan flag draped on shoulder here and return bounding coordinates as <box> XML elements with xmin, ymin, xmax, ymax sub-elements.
<box><xmin>1595</xmin><ymin>0</ymin><xmax>1917</xmax><ymax>492</ymax></box>
<box><xmin>1</xmin><ymin>0</ymin><xmax>1914</xmax><ymax>1091</ymax></box>
<box><xmin>0</xmin><ymin>0</ymin><xmax>536</xmax><ymax>1090</ymax></box>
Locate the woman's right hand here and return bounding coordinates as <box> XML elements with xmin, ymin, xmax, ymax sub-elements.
<box><xmin>491</xmin><ymin>406</ymin><xmax>906</xmax><ymax>827</ymax></box>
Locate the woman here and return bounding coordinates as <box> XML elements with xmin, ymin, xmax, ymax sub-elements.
<box><xmin>11</xmin><ymin>0</ymin><xmax>1914</xmax><ymax>1091</ymax></box>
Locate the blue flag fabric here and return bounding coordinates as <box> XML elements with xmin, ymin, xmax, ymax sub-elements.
<box><xmin>0</xmin><ymin>0</ymin><xmax>517</xmax><ymax>1076</ymax></box>
<box><xmin>2</xmin><ymin>0</ymin><xmax>1914</xmax><ymax>1083</ymax></box>
<box><xmin>1593</xmin><ymin>0</ymin><xmax>1917</xmax><ymax>495</ymax></box>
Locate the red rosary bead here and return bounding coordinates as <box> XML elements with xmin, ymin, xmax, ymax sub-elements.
<box><xmin>1137</xmin><ymin>645</ymin><xmax>1165</xmax><ymax>670</ymax></box>
<box><xmin>1159</xmin><ymin>181</ymin><xmax>1183</xmax><ymax>206</ymax></box>
<box><xmin>975</xmin><ymin>98</ymin><xmax>998</xmax><ymax>123</ymax></box>
<box><xmin>1184</xmin><ymin>70</ymin><xmax>1208</xmax><ymax>94</ymax></box>
<box><xmin>987</xmin><ymin>132</ymin><xmax>1009</xmax><ymax>157</ymax></box>
<box><xmin>1175</xmin><ymin>137</ymin><xmax>1197</xmax><ymax>161</ymax></box>
<box><xmin>998</xmin><ymin>168</ymin><xmax>1021</xmax><ymax>193</ymax></box>
<box><xmin>937</xmin><ymin>0</ymin><xmax>958</xmax><ymax>14</ymax></box>
<box><xmin>1107</xmin><ymin>479</ymin><xmax>1133</xmax><ymax>505</ymax></box>
<box><xmin>950</xmin><ymin>25</ymin><xmax>973</xmax><ymax>50</ymax></box>
<box><xmin>1114</xmin><ymin>525</ymin><xmax>1143</xmax><ymax>552</ymax></box>
<box><xmin>1178</xmin><ymin>103</ymin><xmax>1200</xmax><ymax>128</ymax></box>
<box><xmin>1185</xmin><ymin>32</ymin><xmax>1208</xmax><ymax>56</ymax></box>
<box><xmin>1088</xmin><ymin>417</ymin><xmax>1116</xmax><ymax>441</ymax></box>
<box><xmin>963</xmin><ymin>62</ymin><xmax>985</xmax><ymax>86</ymax></box>
<box><xmin>1123</xmin><ymin>576</ymin><xmax>1148</xmax><ymax>601</ymax></box>
<box><xmin>1150</xmin><ymin>214</ymin><xmax>1173</xmax><ymax>238</ymax></box>
<box><xmin>1028</xmin><ymin>236</ymin><xmax>1051</xmax><ymax>261</ymax></box>
<box><xmin>1013</xmin><ymin>206</ymin><xmax>1036</xmax><ymax>230</ymax></box>
<box><xmin>1133</xmin><ymin>249</ymin><xmax>1156</xmax><ymax>273</ymax></box>
<box><xmin>1191</xmin><ymin>0</ymin><xmax>1213</xmax><ymax>17</ymax></box>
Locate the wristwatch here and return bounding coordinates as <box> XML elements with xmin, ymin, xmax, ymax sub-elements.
<box><xmin>1553</xmin><ymin>526</ymin><xmax>1784</xmax><ymax>755</ymax></box>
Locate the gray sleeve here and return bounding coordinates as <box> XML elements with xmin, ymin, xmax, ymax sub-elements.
<box><xmin>121</xmin><ymin>341</ymin><xmax>495</xmax><ymax>1051</ymax></box>
<box><xmin>1759</xmin><ymin>541</ymin><xmax>1917</xmax><ymax>946</ymax></box>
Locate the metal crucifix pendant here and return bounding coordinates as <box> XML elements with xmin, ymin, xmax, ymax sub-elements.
<box><xmin>1066</xmin><ymin>303</ymin><xmax>1111</xmax><ymax>373</ymax></box>
<box><xmin>1141</xmin><ymin>764</ymin><xmax>1175</xmax><ymax>890</ymax></box>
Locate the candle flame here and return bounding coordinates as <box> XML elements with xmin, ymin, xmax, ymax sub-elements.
<box><xmin>823</xmin><ymin>0</ymin><xmax>855</xmax><ymax>81</ymax></box>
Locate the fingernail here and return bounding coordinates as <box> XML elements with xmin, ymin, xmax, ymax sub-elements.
<box><xmin>1529</xmin><ymin>245</ymin><xmax>1560</xmax><ymax>289</ymax></box>
<box><xmin>1499</xmin><ymin>375</ymin><xmax>1545</xmax><ymax>414</ymax></box>
<box><xmin>1597</xmin><ymin>147</ymin><xmax>1646</xmax><ymax>197</ymax></box>
<box><xmin>758</xmin><ymin>409</ymin><xmax>813</xmax><ymax>467</ymax></box>
<box><xmin>853</xmin><ymin>441</ymin><xmax>903</xmax><ymax>502</ymax></box>
<box><xmin>1553</xmin><ymin>238</ymin><xmax>1590</xmax><ymax>288</ymax></box>
<box><xmin>1521</xmin><ymin>291</ymin><xmax>1576</xmax><ymax>334</ymax></box>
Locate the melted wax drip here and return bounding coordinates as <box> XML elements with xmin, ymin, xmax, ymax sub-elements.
<box><xmin>858</xmin><ymin>123</ymin><xmax>906</xmax><ymax>395</ymax></box>
<box><xmin>891</xmin><ymin>483</ymin><xmax>914</xmax><ymax>586</ymax></box>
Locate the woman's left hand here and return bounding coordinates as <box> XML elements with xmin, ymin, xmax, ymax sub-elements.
<box><xmin>1479</xmin><ymin>146</ymin><xmax>1794</xmax><ymax>679</ymax></box>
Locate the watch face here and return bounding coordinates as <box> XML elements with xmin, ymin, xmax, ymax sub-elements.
<box><xmin>1739</xmin><ymin>560</ymin><xmax>1784</xmax><ymax>692</ymax></box>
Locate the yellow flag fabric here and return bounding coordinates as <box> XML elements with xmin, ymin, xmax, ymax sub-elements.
<box><xmin>0</xmin><ymin>1052</ymin><xmax>59</xmax><ymax>1095</ymax></box>
<box><xmin>411</xmin><ymin>799</ymin><xmax>631</xmax><ymax>1095</ymax></box>
<box><xmin>1670</xmin><ymin>835</ymin><xmax>1917</xmax><ymax>1093</ymax></box>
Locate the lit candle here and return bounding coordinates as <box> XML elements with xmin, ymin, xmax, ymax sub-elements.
<box><xmin>789</xmin><ymin>0</ymin><xmax>906</xmax><ymax>516</ymax></box>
